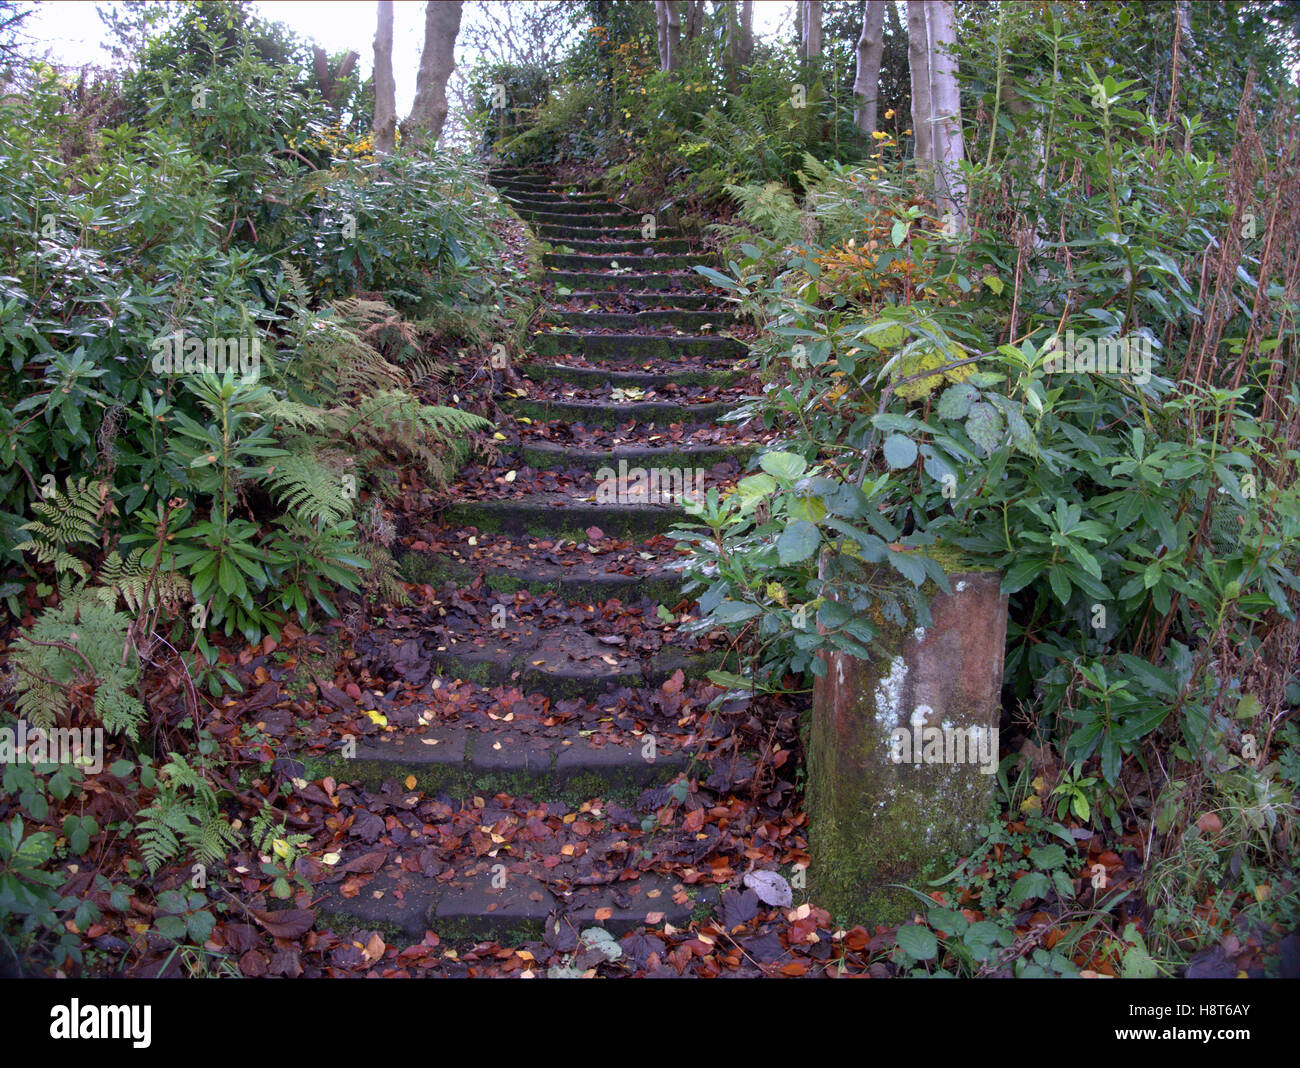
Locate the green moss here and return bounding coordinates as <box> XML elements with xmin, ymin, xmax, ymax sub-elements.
<box><xmin>317</xmin><ymin>911</ymin><xmax>408</xmax><ymax>947</ymax></box>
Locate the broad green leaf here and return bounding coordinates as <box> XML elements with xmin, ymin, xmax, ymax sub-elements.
<box><xmin>759</xmin><ymin>451</ymin><xmax>807</xmax><ymax>481</ymax></box>
<box><xmin>965</xmin><ymin>401</ymin><xmax>1003</xmax><ymax>454</ymax></box>
<box><xmin>896</xmin><ymin>924</ymin><xmax>937</xmax><ymax>960</ymax></box>
<box><xmin>777</xmin><ymin>519</ymin><xmax>821</xmax><ymax>564</ymax></box>
<box><xmin>882</xmin><ymin>433</ymin><xmax>918</xmax><ymax>470</ymax></box>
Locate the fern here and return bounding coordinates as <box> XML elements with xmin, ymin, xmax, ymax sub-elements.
<box><xmin>19</xmin><ymin>477</ymin><xmax>115</xmax><ymax>593</ymax></box>
<box><xmin>11</xmin><ymin>602</ymin><xmax>144</xmax><ymax>737</ymax></box>
<box><xmin>136</xmin><ymin>753</ymin><xmax>239</xmax><ymax>875</ymax></box>
<box><xmin>725</xmin><ymin>181</ymin><xmax>804</xmax><ymax>245</ymax></box>
<box><xmin>329</xmin><ymin>390</ymin><xmax>491</xmax><ymax>487</ymax></box>
<box><xmin>95</xmin><ymin>548</ymin><xmax>192</xmax><ymax>615</ymax></box>
<box><xmin>262</xmin><ymin>448</ymin><xmax>356</xmax><ymax>525</ymax></box>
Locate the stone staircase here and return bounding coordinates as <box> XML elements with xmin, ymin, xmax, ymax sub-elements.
<box><xmin>308</xmin><ymin>166</ymin><xmax>765</xmax><ymax>947</ymax></box>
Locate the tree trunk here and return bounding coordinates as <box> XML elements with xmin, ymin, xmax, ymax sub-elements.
<box><xmin>725</xmin><ymin>1</ymin><xmax>739</xmax><ymax>79</ymax></box>
<box><xmin>685</xmin><ymin>0</ymin><xmax>705</xmax><ymax>41</ymax></box>
<box><xmin>372</xmin><ymin>0</ymin><xmax>396</xmax><ymax>154</ymax></box>
<box><xmin>740</xmin><ymin>0</ymin><xmax>753</xmax><ymax>64</ymax></box>
<box><xmin>928</xmin><ymin>0</ymin><xmax>965</xmax><ymax>233</ymax></box>
<box><xmin>802</xmin><ymin>0</ymin><xmax>823</xmax><ymax>62</ymax></box>
<box><xmin>407</xmin><ymin>0</ymin><xmax>463</xmax><ymax>150</ymax></box>
<box><xmin>314</xmin><ymin>47</ymin><xmax>358</xmax><ymax>109</ymax></box>
<box><xmin>853</xmin><ymin>0</ymin><xmax>886</xmax><ymax>136</ymax></box>
<box><xmin>666</xmin><ymin>0</ymin><xmax>682</xmax><ymax>70</ymax></box>
<box><xmin>655</xmin><ymin>0</ymin><xmax>670</xmax><ymax>70</ymax></box>
<box><xmin>906</xmin><ymin>0</ymin><xmax>932</xmax><ymax>167</ymax></box>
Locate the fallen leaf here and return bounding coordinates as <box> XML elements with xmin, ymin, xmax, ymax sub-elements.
<box><xmin>248</xmin><ymin>908</ymin><xmax>315</xmax><ymax>939</ymax></box>
<box><xmin>744</xmin><ymin>869</ymin><xmax>793</xmax><ymax>907</ymax></box>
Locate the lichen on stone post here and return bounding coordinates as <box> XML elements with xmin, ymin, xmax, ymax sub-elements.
<box><xmin>806</xmin><ymin>558</ymin><xmax>1009</xmax><ymax>926</ymax></box>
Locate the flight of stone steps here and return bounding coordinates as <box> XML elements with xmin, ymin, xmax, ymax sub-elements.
<box><xmin>309</xmin><ymin>166</ymin><xmax>765</xmax><ymax>948</ymax></box>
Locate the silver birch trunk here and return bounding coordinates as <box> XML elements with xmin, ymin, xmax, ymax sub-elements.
<box><xmin>407</xmin><ymin>0</ymin><xmax>463</xmax><ymax>149</ymax></box>
<box><xmin>853</xmin><ymin>0</ymin><xmax>886</xmax><ymax>136</ymax></box>
<box><xmin>372</xmin><ymin>0</ymin><xmax>396</xmax><ymax>154</ymax></box>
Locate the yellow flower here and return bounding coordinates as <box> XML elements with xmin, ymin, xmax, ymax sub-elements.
<box><xmin>884</xmin><ymin>108</ymin><xmax>895</xmax><ymax>120</ymax></box>
<box><xmin>903</xmin><ymin>129</ymin><xmax>912</xmax><ymax>135</ymax></box>
<box><xmin>872</xmin><ymin>130</ymin><xmax>888</xmax><ymax>140</ymax></box>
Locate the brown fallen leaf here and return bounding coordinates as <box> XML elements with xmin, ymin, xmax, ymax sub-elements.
<box><xmin>248</xmin><ymin>907</ymin><xmax>316</xmax><ymax>939</ymax></box>
<box><xmin>362</xmin><ymin>932</ymin><xmax>386</xmax><ymax>962</ymax></box>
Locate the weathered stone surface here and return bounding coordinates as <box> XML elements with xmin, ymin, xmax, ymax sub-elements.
<box><xmin>807</xmin><ymin>569</ymin><xmax>1008</xmax><ymax>926</ymax></box>
<box><xmin>531</xmin><ymin>331</ymin><xmax>745</xmax><ymax>360</ymax></box>
<box><xmin>499</xmin><ymin>395</ymin><xmax>734</xmax><ymax>428</ymax></box>
<box><xmin>521</xmin><ymin>362</ymin><xmax>743</xmax><ymax>389</ymax></box>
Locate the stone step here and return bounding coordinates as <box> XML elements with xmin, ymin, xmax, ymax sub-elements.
<box><xmin>507</xmin><ymin>197</ymin><xmax>622</xmax><ymax>216</ymax></box>
<box><xmin>553</xmin><ymin>237</ymin><xmax>692</xmax><ymax>255</ymax></box>
<box><xmin>532</xmin><ymin>331</ymin><xmax>746</xmax><ymax>361</ymax></box>
<box><xmin>500</xmin><ymin>394</ymin><xmax>735</xmax><ymax>428</ymax></box>
<box><xmin>398</xmin><ymin>545</ymin><xmax>688</xmax><ymax>604</ymax></box>
<box><xmin>548</xmin><ymin>271</ymin><xmax>714</xmax><ymax>292</ymax></box>
<box><xmin>498</xmin><ymin>186</ymin><xmax>607</xmax><ymax>202</ymax></box>
<box><xmin>317</xmin><ymin>851</ymin><xmax>714</xmax><ymax>944</ymax></box>
<box><xmin>424</xmin><ymin>632</ymin><xmax>728</xmax><ymax>703</ymax></box>
<box><xmin>445</xmin><ymin>496</ymin><xmax>688</xmax><ymax>540</ymax></box>
<box><xmin>548</xmin><ymin>309</ymin><xmax>738</xmax><ymax>331</ymax></box>
<box><xmin>521</xmin><ymin>362</ymin><xmax>746</xmax><ymax>389</ymax></box>
<box><xmin>518</xmin><ymin>440</ymin><xmax>756</xmax><ymax>473</ymax></box>
<box><xmin>487</xmin><ymin>168</ymin><xmax>549</xmax><ymax>179</ymax></box>
<box><xmin>544</xmin><ymin>252</ymin><xmax>702</xmax><ymax>272</ymax></box>
<box><xmin>558</xmin><ymin>291</ymin><xmax>734</xmax><ymax>311</ymax></box>
<box><xmin>305</xmin><ymin>726</ymin><xmax>691</xmax><ymax>804</ymax></box>
<box><xmin>524</xmin><ymin>209</ymin><xmax>635</xmax><ymax>227</ymax></box>
<box><xmin>538</xmin><ymin>223</ymin><xmax>663</xmax><ymax>242</ymax></box>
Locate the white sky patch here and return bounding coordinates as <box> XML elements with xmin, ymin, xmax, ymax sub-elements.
<box><xmin>24</xmin><ymin>0</ymin><xmax>796</xmax><ymax>120</ymax></box>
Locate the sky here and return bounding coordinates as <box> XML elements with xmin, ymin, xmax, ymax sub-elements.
<box><xmin>23</xmin><ymin>0</ymin><xmax>796</xmax><ymax>117</ymax></box>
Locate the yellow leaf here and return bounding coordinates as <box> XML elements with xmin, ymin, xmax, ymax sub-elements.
<box><xmin>404</xmin><ymin>774</ymin><xmax>417</xmax><ymax>790</ymax></box>
<box><xmin>1020</xmin><ymin>794</ymin><xmax>1043</xmax><ymax>815</ymax></box>
<box><xmin>322</xmin><ymin>852</ymin><xmax>341</xmax><ymax>865</ymax></box>
<box><xmin>363</xmin><ymin>932</ymin><xmax>386</xmax><ymax>961</ymax></box>
<box><xmin>366</xmin><ymin>709</ymin><xmax>388</xmax><ymax>727</ymax></box>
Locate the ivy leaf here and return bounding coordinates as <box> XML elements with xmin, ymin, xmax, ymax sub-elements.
<box><xmin>882</xmin><ymin>433</ymin><xmax>918</xmax><ymax>470</ymax></box>
<box><xmin>777</xmin><ymin>519</ymin><xmax>821</xmax><ymax>564</ymax></box>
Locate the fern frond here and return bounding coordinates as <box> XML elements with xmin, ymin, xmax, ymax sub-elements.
<box><xmin>263</xmin><ymin>449</ymin><xmax>356</xmax><ymax>525</ymax></box>
<box><xmin>97</xmin><ymin>549</ymin><xmax>192</xmax><ymax>614</ymax></box>
<box><xmin>20</xmin><ymin>477</ymin><xmax>114</xmax><ymax>565</ymax></box>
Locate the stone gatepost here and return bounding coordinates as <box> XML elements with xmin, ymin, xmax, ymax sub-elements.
<box><xmin>806</xmin><ymin>568</ymin><xmax>1009</xmax><ymax>926</ymax></box>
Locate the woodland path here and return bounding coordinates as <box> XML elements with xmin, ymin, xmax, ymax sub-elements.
<box><xmin>303</xmin><ymin>168</ymin><xmax>782</xmax><ymax>953</ymax></box>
